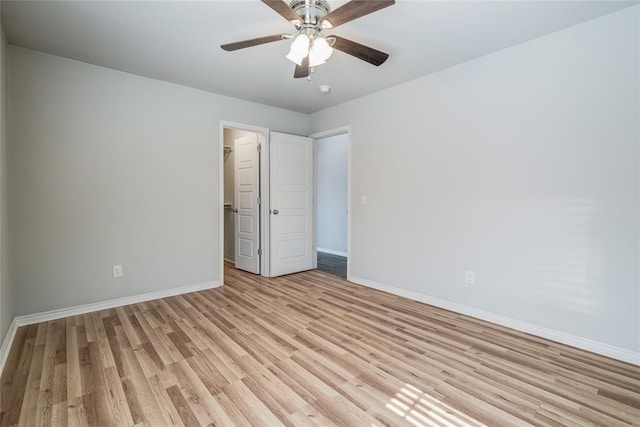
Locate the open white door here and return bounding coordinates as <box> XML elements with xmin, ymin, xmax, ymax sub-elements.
<box><xmin>234</xmin><ymin>134</ymin><xmax>260</xmax><ymax>274</ymax></box>
<box><xmin>269</xmin><ymin>132</ymin><xmax>314</xmax><ymax>277</ymax></box>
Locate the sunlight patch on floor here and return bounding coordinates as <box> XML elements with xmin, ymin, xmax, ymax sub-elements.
<box><xmin>384</xmin><ymin>383</ymin><xmax>484</xmax><ymax>427</ymax></box>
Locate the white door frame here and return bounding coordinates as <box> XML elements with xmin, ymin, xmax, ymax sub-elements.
<box><xmin>219</xmin><ymin>121</ymin><xmax>271</xmax><ymax>283</ymax></box>
<box><xmin>310</xmin><ymin>126</ymin><xmax>352</xmax><ymax>279</ymax></box>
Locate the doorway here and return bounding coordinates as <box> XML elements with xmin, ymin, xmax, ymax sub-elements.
<box><xmin>313</xmin><ymin>128</ymin><xmax>350</xmax><ymax>279</ymax></box>
<box><xmin>220</xmin><ymin>124</ymin><xmax>350</xmax><ymax>281</ymax></box>
<box><xmin>221</xmin><ymin>123</ymin><xmax>269</xmax><ymax>278</ymax></box>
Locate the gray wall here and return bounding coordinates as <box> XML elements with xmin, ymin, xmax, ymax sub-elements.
<box><xmin>7</xmin><ymin>46</ymin><xmax>309</xmax><ymax>316</ymax></box>
<box><xmin>317</xmin><ymin>133</ymin><xmax>348</xmax><ymax>255</ymax></box>
<box><xmin>0</xmin><ymin>25</ymin><xmax>11</xmax><ymax>345</ymax></box>
<box><xmin>311</xmin><ymin>7</ymin><xmax>639</xmax><ymax>353</ymax></box>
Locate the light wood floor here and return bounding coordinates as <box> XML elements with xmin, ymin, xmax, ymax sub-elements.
<box><xmin>1</xmin><ymin>264</ymin><xmax>639</xmax><ymax>426</ymax></box>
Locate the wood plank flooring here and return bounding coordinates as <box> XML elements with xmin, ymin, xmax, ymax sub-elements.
<box><xmin>1</xmin><ymin>263</ymin><xmax>639</xmax><ymax>426</ymax></box>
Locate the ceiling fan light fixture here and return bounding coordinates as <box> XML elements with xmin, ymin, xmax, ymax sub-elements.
<box><xmin>286</xmin><ymin>33</ymin><xmax>310</xmax><ymax>65</ymax></box>
<box><xmin>285</xmin><ymin>51</ymin><xmax>305</xmax><ymax>66</ymax></box>
<box><xmin>308</xmin><ymin>36</ymin><xmax>333</xmax><ymax>67</ymax></box>
<box><xmin>308</xmin><ymin>55</ymin><xmax>325</xmax><ymax>67</ymax></box>
<box><xmin>313</xmin><ymin>36</ymin><xmax>333</xmax><ymax>60</ymax></box>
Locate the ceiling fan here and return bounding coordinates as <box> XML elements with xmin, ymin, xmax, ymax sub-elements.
<box><xmin>221</xmin><ymin>0</ymin><xmax>395</xmax><ymax>79</ymax></box>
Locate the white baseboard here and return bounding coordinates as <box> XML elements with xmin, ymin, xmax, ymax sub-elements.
<box><xmin>224</xmin><ymin>256</ymin><xmax>235</xmax><ymax>264</ymax></box>
<box><xmin>348</xmin><ymin>275</ymin><xmax>640</xmax><ymax>366</ymax></box>
<box><xmin>317</xmin><ymin>247</ymin><xmax>348</xmax><ymax>257</ymax></box>
<box><xmin>0</xmin><ymin>279</ymin><xmax>221</xmax><ymax>375</ymax></box>
<box><xmin>0</xmin><ymin>319</ymin><xmax>17</xmax><ymax>377</ymax></box>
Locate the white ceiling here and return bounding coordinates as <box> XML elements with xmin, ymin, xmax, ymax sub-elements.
<box><xmin>1</xmin><ymin>0</ymin><xmax>637</xmax><ymax>114</ymax></box>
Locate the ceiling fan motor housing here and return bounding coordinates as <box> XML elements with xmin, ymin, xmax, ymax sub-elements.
<box><xmin>289</xmin><ymin>0</ymin><xmax>330</xmax><ymax>26</ymax></box>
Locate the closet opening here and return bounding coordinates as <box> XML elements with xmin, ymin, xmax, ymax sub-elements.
<box><xmin>221</xmin><ymin>123</ymin><xmax>269</xmax><ymax>279</ymax></box>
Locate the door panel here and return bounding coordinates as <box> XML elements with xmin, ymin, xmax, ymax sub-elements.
<box><xmin>269</xmin><ymin>132</ymin><xmax>313</xmax><ymax>277</ymax></box>
<box><xmin>234</xmin><ymin>134</ymin><xmax>260</xmax><ymax>274</ymax></box>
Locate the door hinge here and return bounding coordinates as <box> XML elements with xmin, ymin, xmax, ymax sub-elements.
<box><xmin>257</xmin><ymin>248</ymin><xmax>262</xmax><ymax>256</ymax></box>
<box><xmin>257</xmin><ymin>144</ymin><xmax>262</xmax><ymax>152</ymax></box>
<box><xmin>257</xmin><ymin>197</ymin><xmax>262</xmax><ymax>205</ymax></box>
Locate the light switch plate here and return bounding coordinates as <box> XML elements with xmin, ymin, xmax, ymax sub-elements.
<box><xmin>113</xmin><ymin>264</ymin><xmax>123</xmax><ymax>278</ymax></box>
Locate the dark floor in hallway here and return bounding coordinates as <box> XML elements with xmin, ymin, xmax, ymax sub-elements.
<box><xmin>317</xmin><ymin>251</ymin><xmax>347</xmax><ymax>278</ymax></box>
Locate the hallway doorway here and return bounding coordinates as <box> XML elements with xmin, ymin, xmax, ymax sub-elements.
<box><xmin>313</xmin><ymin>129</ymin><xmax>349</xmax><ymax>278</ymax></box>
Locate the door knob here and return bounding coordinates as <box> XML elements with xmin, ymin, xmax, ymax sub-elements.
<box><xmin>272</xmin><ymin>209</ymin><xmax>279</xmax><ymax>215</ymax></box>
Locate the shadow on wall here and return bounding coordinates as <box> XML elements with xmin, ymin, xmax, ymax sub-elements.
<box><xmin>507</xmin><ymin>197</ymin><xmax>604</xmax><ymax>316</ymax></box>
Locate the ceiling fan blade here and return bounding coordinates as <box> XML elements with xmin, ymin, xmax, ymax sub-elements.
<box><xmin>294</xmin><ymin>56</ymin><xmax>310</xmax><ymax>79</ymax></box>
<box><xmin>261</xmin><ymin>0</ymin><xmax>302</xmax><ymax>25</ymax></box>
<box><xmin>320</xmin><ymin>0</ymin><xmax>395</xmax><ymax>29</ymax></box>
<box><xmin>221</xmin><ymin>34</ymin><xmax>286</xmax><ymax>51</ymax></box>
<box><xmin>330</xmin><ymin>36</ymin><xmax>389</xmax><ymax>66</ymax></box>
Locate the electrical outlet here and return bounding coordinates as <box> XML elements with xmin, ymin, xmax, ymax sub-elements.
<box><xmin>360</xmin><ymin>195</ymin><xmax>367</xmax><ymax>206</ymax></box>
<box><xmin>113</xmin><ymin>264</ymin><xmax>123</xmax><ymax>278</ymax></box>
<box><xmin>465</xmin><ymin>270</ymin><xmax>475</xmax><ymax>284</ymax></box>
